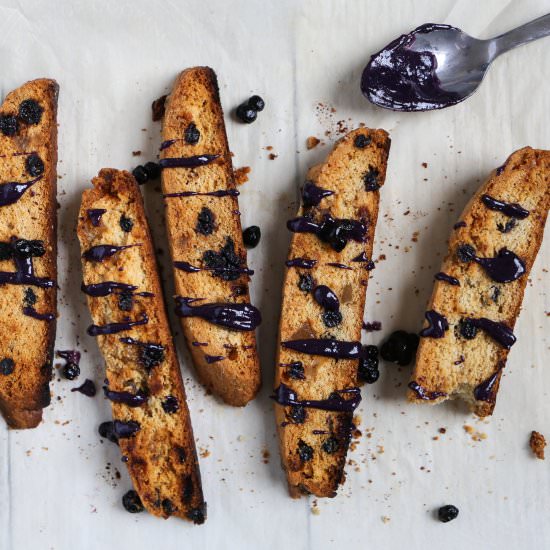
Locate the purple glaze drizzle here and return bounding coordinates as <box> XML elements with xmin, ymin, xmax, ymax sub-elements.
<box><xmin>473</xmin><ymin>367</ymin><xmax>502</xmax><ymax>402</ymax></box>
<box><xmin>313</xmin><ymin>285</ymin><xmax>339</xmax><ymax>311</ymax></box>
<box><xmin>163</xmin><ymin>189</ymin><xmax>239</xmax><ymax>199</ymax></box>
<box><xmin>192</xmin><ymin>341</ymin><xmax>208</xmax><ymax>347</ymax></box>
<box><xmin>204</xmin><ymin>355</ymin><xmax>224</xmax><ymax>364</ymax></box>
<box><xmin>71</xmin><ymin>379</ymin><xmax>97</xmax><ymax>397</ymax></box>
<box><xmin>287</xmin><ymin>215</ymin><xmax>367</xmax><ymax>243</ymax></box>
<box><xmin>419</xmin><ymin>310</ymin><xmax>449</xmax><ymax>338</ymax></box>
<box><xmin>408</xmin><ymin>381</ymin><xmax>447</xmax><ymax>400</ymax></box>
<box><xmin>22</xmin><ymin>306</ymin><xmax>55</xmax><ymax>321</ymax></box>
<box><xmin>470</xmin><ymin>248</ymin><xmax>525</xmax><ymax>283</ymax></box>
<box><xmin>175</xmin><ymin>297</ymin><xmax>261</xmax><ymax>331</ymax></box>
<box><xmin>103</xmin><ymin>387</ymin><xmax>148</xmax><ymax>407</ymax></box>
<box><xmin>434</xmin><ymin>272</ymin><xmax>460</xmax><ymax>286</ymax></box>
<box><xmin>0</xmin><ymin>176</ymin><xmax>42</xmax><ymax>207</ymax></box>
<box><xmin>0</xmin><ymin>254</ymin><xmax>55</xmax><ymax>288</ymax></box>
<box><xmin>82</xmin><ymin>244</ymin><xmax>140</xmax><ymax>262</ymax></box>
<box><xmin>87</xmin><ymin>209</ymin><xmax>107</xmax><ymax>227</ymax></box>
<box><xmin>57</xmin><ymin>350</ymin><xmax>81</xmax><ymax>365</ymax></box>
<box><xmin>174</xmin><ymin>261</ymin><xmax>254</xmax><ymax>276</ymax></box>
<box><xmin>326</xmin><ymin>263</ymin><xmax>353</xmax><ymax>270</ymax></box>
<box><xmin>362</xmin><ymin>321</ymin><xmax>382</xmax><ymax>332</ymax></box>
<box><xmin>160</xmin><ymin>139</ymin><xmax>178</xmax><ymax>151</ymax></box>
<box><xmin>285</xmin><ymin>258</ymin><xmax>317</xmax><ymax>269</ymax></box>
<box><xmin>159</xmin><ymin>155</ymin><xmax>220</xmax><ymax>168</ymax></box>
<box><xmin>282</xmin><ymin>339</ymin><xmax>362</xmax><ymax>360</ymax></box>
<box><xmin>481</xmin><ymin>194</ymin><xmax>529</xmax><ymax>219</ymax></box>
<box><xmin>301</xmin><ymin>181</ymin><xmax>334</xmax><ymax>207</ymax></box>
<box><xmin>87</xmin><ymin>314</ymin><xmax>148</xmax><ymax>336</ymax></box>
<box><xmin>81</xmin><ymin>281</ymin><xmax>138</xmax><ymax>297</ymax></box>
<box><xmin>271</xmin><ymin>383</ymin><xmax>361</xmax><ymax>413</ymax></box>
<box><xmin>467</xmin><ymin>318</ymin><xmax>516</xmax><ymax>349</ymax></box>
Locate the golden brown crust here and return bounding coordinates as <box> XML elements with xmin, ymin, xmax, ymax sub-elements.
<box><xmin>0</xmin><ymin>79</ymin><xmax>58</xmax><ymax>429</ymax></box>
<box><xmin>160</xmin><ymin>67</ymin><xmax>260</xmax><ymax>406</ymax></box>
<box><xmin>77</xmin><ymin>169</ymin><xmax>205</xmax><ymax>523</ymax></box>
<box><xmin>409</xmin><ymin>147</ymin><xmax>550</xmax><ymax>417</ymax></box>
<box><xmin>274</xmin><ymin>128</ymin><xmax>390</xmax><ymax>498</ymax></box>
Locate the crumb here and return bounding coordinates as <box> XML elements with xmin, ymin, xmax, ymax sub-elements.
<box><xmin>265</xmin><ymin>145</ymin><xmax>273</xmax><ymax>151</ymax></box>
<box><xmin>463</xmin><ymin>425</ymin><xmax>487</xmax><ymax>442</ymax></box>
<box><xmin>151</xmin><ymin>95</ymin><xmax>167</xmax><ymax>121</ymax></box>
<box><xmin>262</xmin><ymin>448</ymin><xmax>270</xmax><ymax>464</ymax></box>
<box><xmin>268</xmin><ymin>153</ymin><xmax>278</xmax><ymax>160</ymax></box>
<box><xmin>363</xmin><ymin>321</ymin><xmax>382</xmax><ymax>332</ymax></box>
<box><xmin>234</xmin><ymin>166</ymin><xmax>251</xmax><ymax>185</ymax></box>
<box><xmin>381</xmin><ymin>516</ymin><xmax>391</xmax><ymax>524</ymax></box>
<box><xmin>132</xmin><ymin>150</ymin><xmax>141</xmax><ymax>157</ymax></box>
<box><xmin>422</xmin><ymin>162</ymin><xmax>428</xmax><ymax>168</ymax></box>
<box><xmin>411</xmin><ymin>231</ymin><xmax>419</xmax><ymax>242</ymax></box>
<box><xmin>311</xmin><ymin>500</ymin><xmax>320</xmax><ymax>515</ymax></box>
<box><xmin>439</xmin><ymin>427</ymin><xmax>447</xmax><ymax>434</ymax></box>
<box><xmin>306</xmin><ymin>136</ymin><xmax>321</xmax><ymax>150</ymax></box>
<box><xmin>377</xmin><ymin>445</ymin><xmax>384</xmax><ymax>454</ymax></box>
<box><xmin>530</xmin><ymin>431</ymin><xmax>546</xmax><ymax>459</ymax></box>
<box><xmin>199</xmin><ymin>448</ymin><xmax>210</xmax><ymax>459</ymax></box>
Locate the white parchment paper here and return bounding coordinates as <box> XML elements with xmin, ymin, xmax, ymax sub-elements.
<box><xmin>0</xmin><ymin>1</ymin><xmax>548</xmax><ymax>549</ymax></box>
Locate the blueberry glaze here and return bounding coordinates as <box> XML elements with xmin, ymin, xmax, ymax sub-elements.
<box><xmin>163</xmin><ymin>189</ymin><xmax>239</xmax><ymax>199</ymax></box>
<box><xmin>87</xmin><ymin>314</ymin><xmax>148</xmax><ymax>336</ymax></box>
<box><xmin>481</xmin><ymin>195</ymin><xmax>529</xmax><ymax>219</ymax></box>
<box><xmin>434</xmin><ymin>272</ymin><xmax>460</xmax><ymax>286</ymax></box>
<box><xmin>103</xmin><ymin>387</ymin><xmax>148</xmax><ymax>407</ymax></box>
<box><xmin>301</xmin><ymin>181</ymin><xmax>334</xmax><ymax>207</ymax></box>
<box><xmin>87</xmin><ymin>209</ymin><xmax>107</xmax><ymax>227</ymax></box>
<box><xmin>408</xmin><ymin>381</ymin><xmax>447</xmax><ymax>400</ymax></box>
<box><xmin>82</xmin><ymin>244</ymin><xmax>139</xmax><ymax>262</ymax></box>
<box><xmin>271</xmin><ymin>383</ymin><xmax>361</xmax><ymax>413</ymax></box>
<box><xmin>0</xmin><ymin>176</ymin><xmax>43</xmax><ymax>207</ymax></box>
<box><xmin>282</xmin><ymin>339</ymin><xmax>362</xmax><ymax>359</ymax></box>
<box><xmin>159</xmin><ymin>155</ymin><xmax>220</xmax><ymax>168</ymax></box>
<box><xmin>285</xmin><ymin>258</ymin><xmax>317</xmax><ymax>269</ymax></box>
<box><xmin>419</xmin><ymin>310</ymin><xmax>449</xmax><ymax>338</ymax></box>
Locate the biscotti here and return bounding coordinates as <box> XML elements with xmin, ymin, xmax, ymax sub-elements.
<box><xmin>409</xmin><ymin>147</ymin><xmax>550</xmax><ymax>417</ymax></box>
<box><xmin>273</xmin><ymin>128</ymin><xmax>390</xmax><ymax>497</ymax></box>
<box><xmin>0</xmin><ymin>79</ymin><xmax>58</xmax><ymax>429</ymax></box>
<box><xmin>160</xmin><ymin>67</ymin><xmax>261</xmax><ymax>406</ymax></box>
<box><xmin>77</xmin><ymin>169</ymin><xmax>205</xmax><ymax>523</ymax></box>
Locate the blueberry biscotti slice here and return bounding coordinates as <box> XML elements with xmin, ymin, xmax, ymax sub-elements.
<box><xmin>0</xmin><ymin>79</ymin><xmax>58</xmax><ymax>429</ymax></box>
<box><xmin>273</xmin><ymin>128</ymin><xmax>390</xmax><ymax>497</ymax></box>
<box><xmin>409</xmin><ymin>147</ymin><xmax>550</xmax><ymax>417</ymax></box>
<box><xmin>77</xmin><ymin>169</ymin><xmax>205</xmax><ymax>523</ymax></box>
<box><xmin>160</xmin><ymin>67</ymin><xmax>261</xmax><ymax>406</ymax></box>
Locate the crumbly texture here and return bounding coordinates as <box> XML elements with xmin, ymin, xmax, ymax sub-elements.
<box><xmin>274</xmin><ymin>128</ymin><xmax>390</xmax><ymax>498</ymax></box>
<box><xmin>0</xmin><ymin>79</ymin><xmax>58</xmax><ymax>429</ymax></box>
<box><xmin>530</xmin><ymin>431</ymin><xmax>546</xmax><ymax>460</ymax></box>
<box><xmin>160</xmin><ymin>67</ymin><xmax>260</xmax><ymax>406</ymax></box>
<box><xmin>409</xmin><ymin>147</ymin><xmax>550</xmax><ymax>417</ymax></box>
<box><xmin>77</xmin><ymin>169</ymin><xmax>205</xmax><ymax>523</ymax></box>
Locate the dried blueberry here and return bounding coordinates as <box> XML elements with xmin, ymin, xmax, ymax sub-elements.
<box><xmin>0</xmin><ymin>243</ymin><xmax>13</xmax><ymax>261</ymax></box>
<box><xmin>322</xmin><ymin>310</ymin><xmax>342</xmax><ymax>328</ymax></box>
<box><xmin>354</xmin><ymin>134</ymin><xmax>371</xmax><ymax>148</ymax></box>
<box><xmin>242</xmin><ymin>225</ymin><xmax>261</xmax><ymax>248</ymax></box>
<box><xmin>236</xmin><ymin>103</ymin><xmax>257</xmax><ymax>124</ymax></box>
<box><xmin>359</xmin><ymin>365</ymin><xmax>379</xmax><ymax>384</ymax></box>
<box><xmin>24</xmin><ymin>287</ymin><xmax>37</xmax><ymax>307</ymax></box>
<box><xmin>458</xmin><ymin>318</ymin><xmax>477</xmax><ymax>340</ymax></box>
<box><xmin>13</xmin><ymin>239</ymin><xmax>45</xmax><ymax>258</ymax></box>
<box><xmin>380</xmin><ymin>330</ymin><xmax>419</xmax><ymax>366</ymax></box>
<box><xmin>184</xmin><ymin>122</ymin><xmax>201</xmax><ymax>144</ymax></box>
<box><xmin>363</xmin><ymin>167</ymin><xmax>380</xmax><ymax>191</ymax></box>
<box><xmin>286</xmin><ymin>361</ymin><xmax>304</xmax><ymax>380</ymax></box>
<box><xmin>298</xmin><ymin>273</ymin><xmax>313</xmax><ymax>293</ymax></box>
<box><xmin>196</xmin><ymin>207</ymin><xmax>215</xmax><ymax>236</ymax></box>
<box><xmin>98</xmin><ymin>421</ymin><xmax>119</xmax><ymax>443</ymax></box>
<box><xmin>162</xmin><ymin>395</ymin><xmax>179</xmax><ymax>414</ymax></box>
<box><xmin>456</xmin><ymin>244</ymin><xmax>476</xmax><ymax>263</ymax></box>
<box><xmin>144</xmin><ymin>161</ymin><xmax>161</xmax><ymax>180</ymax></box>
<box><xmin>140</xmin><ymin>344</ymin><xmax>165</xmax><ymax>370</ymax></box>
<box><xmin>497</xmin><ymin>218</ymin><xmax>517</xmax><ymax>233</ymax></box>
<box><xmin>0</xmin><ymin>115</ymin><xmax>18</xmax><ymax>136</ymax></box>
<box><xmin>132</xmin><ymin>165</ymin><xmax>149</xmax><ymax>184</ymax></box>
<box><xmin>321</xmin><ymin>437</ymin><xmax>339</xmax><ymax>454</ymax></box>
<box><xmin>248</xmin><ymin>95</ymin><xmax>265</xmax><ymax>112</ymax></box>
<box><xmin>122</xmin><ymin>490</ymin><xmax>144</xmax><ymax>513</ymax></box>
<box><xmin>117</xmin><ymin>290</ymin><xmax>133</xmax><ymax>312</ymax></box>
<box><xmin>119</xmin><ymin>214</ymin><xmax>134</xmax><ymax>233</ymax></box>
<box><xmin>358</xmin><ymin>348</ymin><xmax>379</xmax><ymax>383</ymax></box>
<box><xmin>62</xmin><ymin>362</ymin><xmax>80</xmax><ymax>380</ymax></box>
<box><xmin>202</xmin><ymin>237</ymin><xmax>243</xmax><ymax>281</ymax></box>
<box><xmin>438</xmin><ymin>504</ymin><xmax>459</xmax><ymax>523</ymax></box>
<box><xmin>187</xmin><ymin>506</ymin><xmax>206</xmax><ymax>525</ymax></box>
<box><xmin>18</xmin><ymin>99</ymin><xmax>43</xmax><ymax>125</ymax></box>
<box><xmin>0</xmin><ymin>358</ymin><xmax>14</xmax><ymax>375</ymax></box>
<box><xmin>298</xmin><ymin>440</ymin><xmax>314</xmax><ymax>462</ymax></box>
<box><xmin>490</xmin><ymin>285</ymin><xmax>501</xmax><ymax>303</ymax></box>
<box><xmin>25</xmin><ymin>154</ymin><xmax>44</xmax><ymax>177</ymax></box>
<box><xmin>287</xmin><ymin>405</ymin><xmax>306</xmax><ymax>424</ymax></box>
<box><xmin>162</xmin><ymin>498</ymin><xmax>175</xmax><ymax>516</ymax></box>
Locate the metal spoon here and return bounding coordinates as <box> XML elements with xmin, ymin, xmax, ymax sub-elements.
<box><xmin>361</xmin><ymin>14</ymin><xmax>550</xmax><ymax>111</ymax></box>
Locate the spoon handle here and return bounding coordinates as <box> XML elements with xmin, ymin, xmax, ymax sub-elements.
<box><xmin>492</xmin><ymin>13</ymin><xmax>550</xmax><ymax>57</ymax></box>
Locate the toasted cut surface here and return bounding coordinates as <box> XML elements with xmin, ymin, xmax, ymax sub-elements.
<box><xmin>77</xmin><ymin>169</ymin><xmax>205</xmax><ymax>523</ymax></box>
<box><xmin>274</xmin><ymin>128</ymin><xmax>390</xmax><ymax>498</ymax></box>
<box><xmin>409</xmin><ymin>147</ymin><xmax>550</xmax><ymax>417</ymax></box>
<box><xmin>0</xmin><ymin>79</ymin><xmax>58</xmax><ymax>429</ymax></box>
<box><xmin>160</xmin><ymin>67</ymin><xmax>260</xmax><ymax>406</ymax></box>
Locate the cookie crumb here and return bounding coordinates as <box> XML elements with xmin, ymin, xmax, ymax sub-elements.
<box><xmin>151</xmin><ymin>95</ymin><xmax>167</xmax><ymax>121</ymax></box>
<box><xmin>530</xmin><ymin>430</ymin><xmax>546</xmax><ymax>459</ymax></box>
<box><xmin>268</xmin><ymin>153</ymin><xmax>278</xmax><ymax>160</ymax></box>
<box><xmin>132</xmin><ymin>151</ymin><xmax>141</xmax><ymax>157</ymax></box>
<box><xmin>234</xmin><ymin>166</ymin><xmax>251</xmax><ymax>185</ymax></box>
<box><xmin>422</xmin><ymin>162</ymin><xmax>428</xmax><ymax>168</ymax></box>
<box><xmin>381</xmin><ymin>516</ymin><xmax>391</xmax><ymax>524</ymax></box>
<box><xmin>306</xmin><ymin>136</ymin><xmax>321</xmax><ymax>150</ymax></box>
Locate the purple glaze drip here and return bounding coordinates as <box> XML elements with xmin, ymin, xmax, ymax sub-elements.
<box><xmin>57</xmin><ymin>350</ymin><xmax>81</xmax><ymax>365</ymax></box>
<box><xmin>326</xmin><ymin>263</ymin><xmax>353</xmax><ymax>270</ymax></box>
<box><xmin>22</xmin><ymin>306</ymin><xmax>55</xmax><ymax>321</ymax></box>
<box><xmin>0</xmin><ymin>176</ymin><xmax>42</xmax><ymax>207</ymax></box>
<box><xmin>408</xmin><ymin>381</ymin><xmax>447</xmax><ymax>400</ymax></box>
<box><xmin>301</xmin><ymin>181</ymin><xmax>334</xmax><ymax>207</ymax></box>
<box><xmin>362</xmin><ymin>321</ymin><xmax>382</xmax><ymax>332</ymax></box>
<box><xmin>287</xmin><ymin>215</ymin><xmax>367</xmax><ymax>243</ymax></box>
<box><xmin>453</xmin><ymin>221</ymin><xmax>466</xmax><ymax>229</ymax></box>
<box><xmin>481</xmin><ymin>194</ymin><xmax>529</xmax><ymax>219</ymax></box>
<box><xmin>159</xmin><ymin>155</ymin><xmax>220</xmax><ymax>168</ymax></box>
<box><xmin>82</xmin><ymin>244</ymin><xmax>139</xmax><ymax>262</ymax></box>
<box><xmin>352</xmin><ymin>252</ymin><xmax>368</xmax><ymax>262</ymax></box>
<box><xmin>87</xmin><ymin>314</ymin><xmax>148</xmax><ymax>336</ymax></box>
<box><xmin>313</xmin><ymin>285</ymin><xmax>339</xmax><ymax>311</ymax></box>
<box><xmin>71</xmin><ymin>379</ymin><xmax>97</xmax><ymax>397</ymax></box>
<box><xmin>192</xmin><ymin>341</ymin><xmax>208</xmax><ymax>347</ymax></box>
<box><xmin>111</xmin><ymin>420</ymin><xmax>141</xmax><ymax>439</ymax></box>
<box><xmin>271</xmin><ymin>383</ymin><xmax>361</xmax><ymax>413</ymax></box>
<box><xmin>175</xmin><ymin>297</ymin><xmax>261</xmax><ymax>331</ymax></box>
<box><xmin>496</xmin><ymin>163</ymin><xmax>507</xmax><ymax>176</ymax></box>
<box><xmin>174</xmin><ymin>261</ymin><xmax>253</xmax><ymax>276</ymax></box>
<box><xmin>87</xmin><ymin>209</ymin><xmax>107</xmax><ymax>226</ymax></box>
<box><xmin>285</xmin><ymin>258</ymin><xmax>317</xmax><ymax>269</ymax></box>
<box><xmin>361</xmin><ymin>24</ymin><xmax>462</xmax><ymax>111</ymax></box>
<box><xmin>204</xmin><ymin>354</ymin><xmax>224</xmax><ymax>364</ymax></box>
<box><xmin>468</xmin><ymin>318</ymin><xmax>516</xmax><ymax>349</ymax></box>
<box><xmin>419</xmin><ymin>310</ymin><xmax>449</xmax><ymax>338</ymax></box>
<box><xmin>282</xmin><ymin>338</ymin><xmax>362</xmax><ymax>360</ymax></box>
<box><xmin>434</xmin><ymin>272</ymin><xmax>460</xmax><ymax>286</ymax></box>
<box><xmin>473</xmin><ymin>367</ymin><xmax>502</xmax><ymax>402</ymax></box>
<box><xmin>163</xmin><ymin>189</ymin><xmax>239</xmax><ymax>199</ymax></box>
<box><xmin>81</xmin><ymin>281</ymin><xmax>138</xmax><ymax>297</ymax></box>
<box><xmin>0</xmin><ymin>254</ymin><xmax>55</xmax><ymax>288</ymax></box>
<box><xmin>160</xmin><ymin>139</ymin><xmax>178</xmax><ymax>151</ymax></box>
<box><xmin>103</xmin><ymin>386</ymin><xmax>148</xmax><ymax>407</ymax></box>
<box><xmin>472</xmin><ymin>248</ymin><xmax>525</xmax><ymax>283</ymax></box>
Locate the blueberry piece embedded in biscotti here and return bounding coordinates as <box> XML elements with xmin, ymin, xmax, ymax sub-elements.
<box><xmin>25</xmin><ymin>154</ymin><xmax>44</xmax><ymax>177</ymax></box>
<box><xmin>18</xmin><ymin>99</ymin><xmax>43</xmax><ymax>125</ymax></box>
<box><xmin>243</xmin><ymin>225</ymin><xmax>261</xmax><ymax>248</ymax></box>
<box><xmin>0</xmin><ymin>115</ymin><xmax>18</xmax><ymax>136</ymax></box>
<box><xmin>0</xmin><ymin>358</ymin><xmax>15</xmax><ymax>376</ymax></box>
<box><xmin>184</xmin><ymin>122</ymin><xmax>201</xmax><ymax>144</ymax></box>
<box><xmin>297</xmin><ymin>440</ymin><xmax>314</xmax><ymax>462</ymax></box>
<box><xmin>119</xmin><ymin>214</ymin><xmax>134</xmax><ymax>233</ymax></box>
<box><xmin>195</xmin><ymin>207</ymin><xmax>215</xmax><ymax>236</ymax></box>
